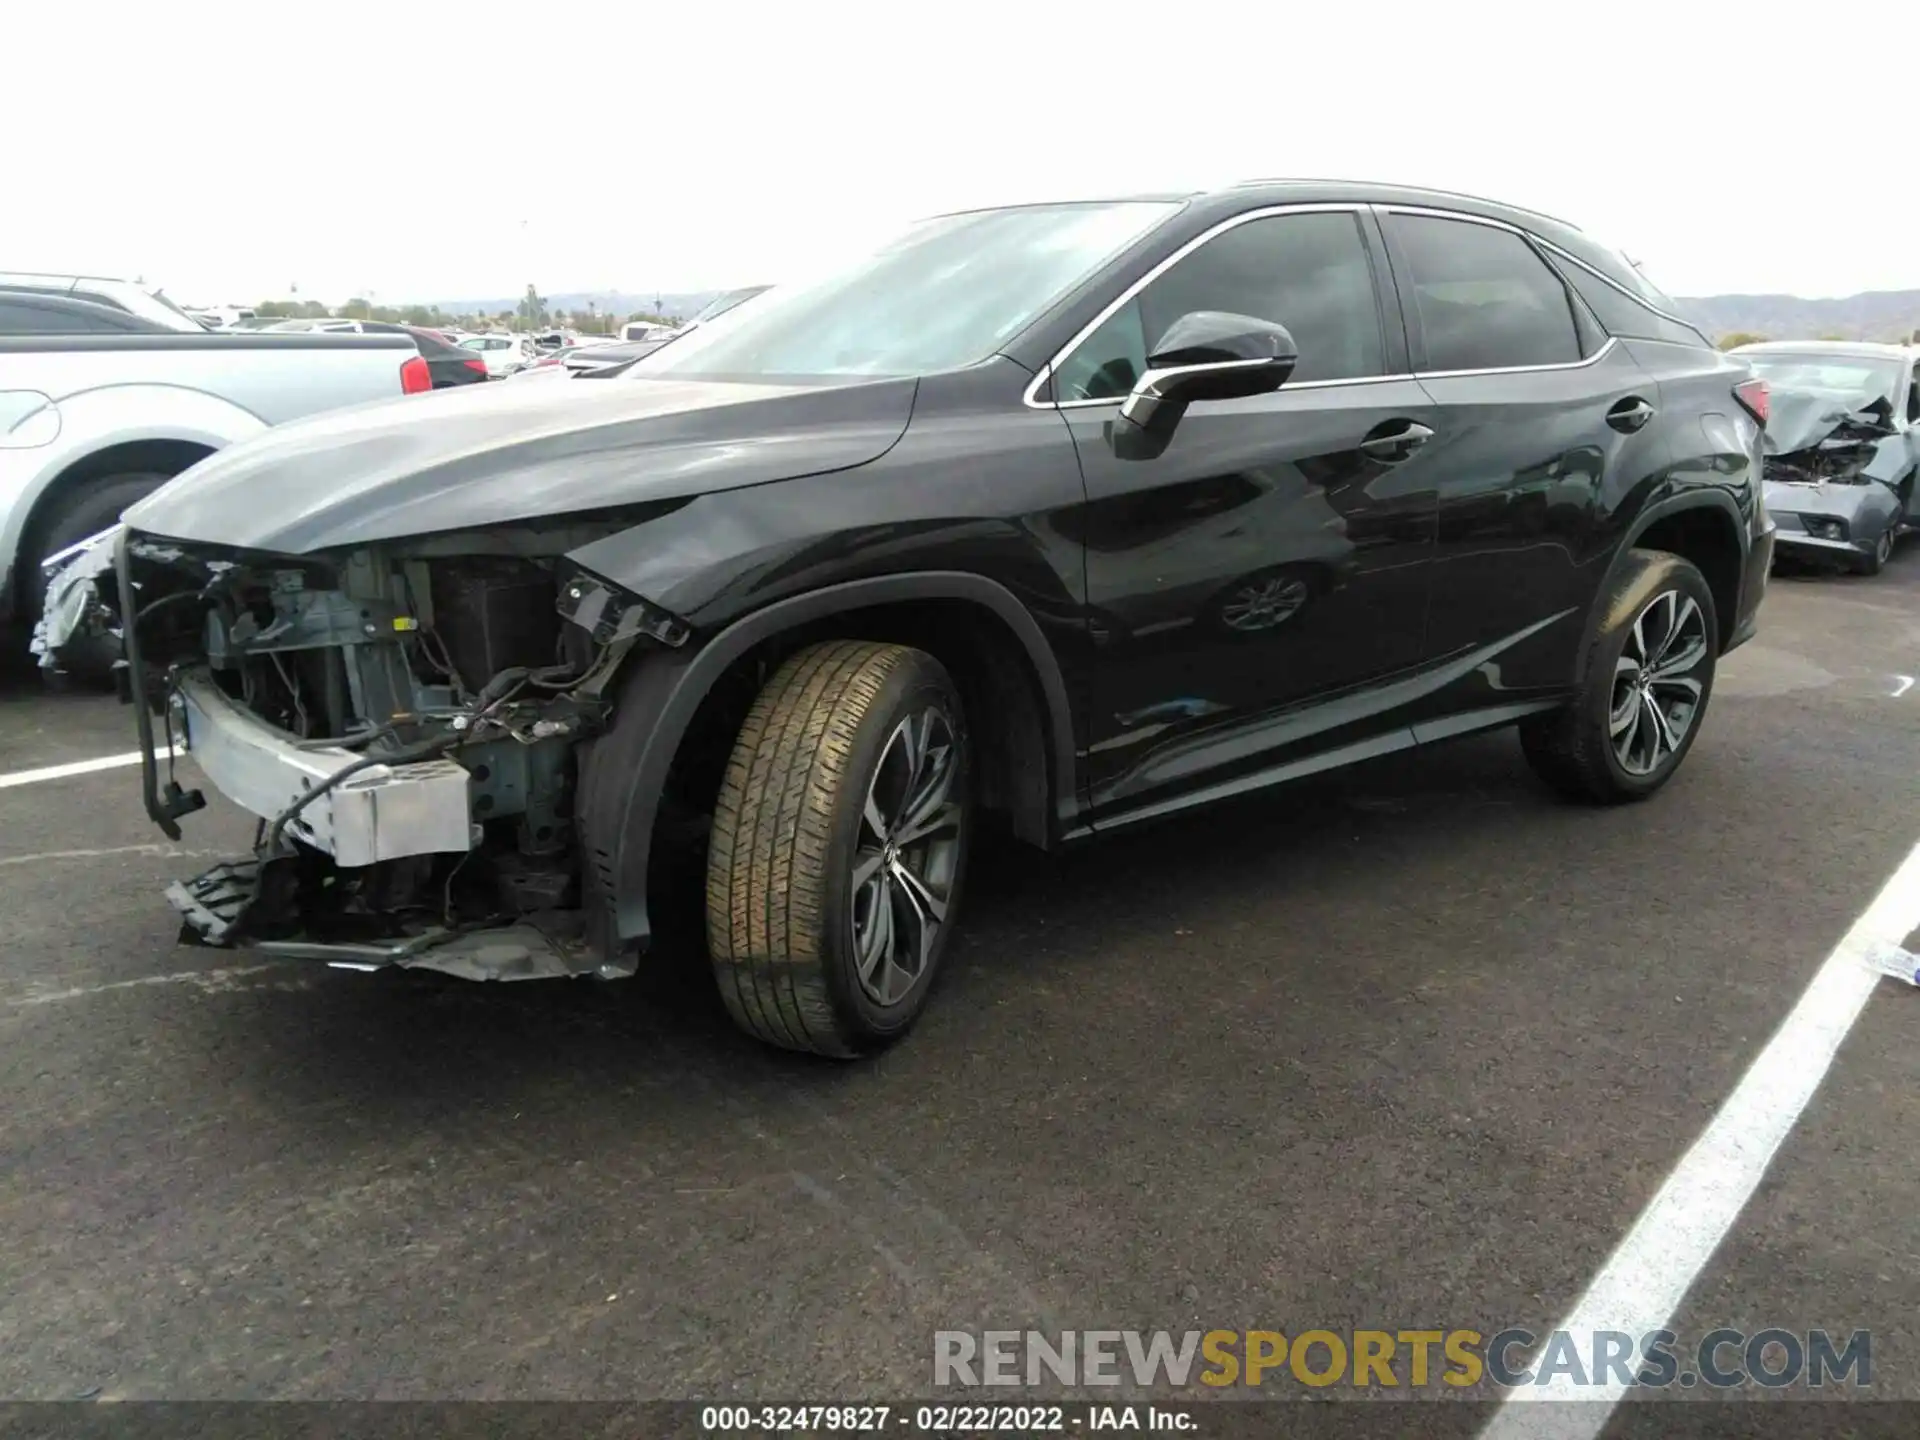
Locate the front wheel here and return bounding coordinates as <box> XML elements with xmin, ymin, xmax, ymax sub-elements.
<box><xmin>1853</xmin><ymin>527</ymin><xmax>1894</xmax><ymax>577</ymax></box>
<box><xmin>1520</xmin><ymin>549</ymin><xmax>1718</xmax><ymax>804</ymax></box>
<box><xmin>706</xmin><ymin>640</ymin><xmax>971</xmax><ymax>1058</ymax></box>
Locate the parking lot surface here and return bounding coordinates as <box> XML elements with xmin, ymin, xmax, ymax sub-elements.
<box><xmin>0</xmin><ymin>552</ymin><xmax>1917</xmax><ymax>1424</ymax></box>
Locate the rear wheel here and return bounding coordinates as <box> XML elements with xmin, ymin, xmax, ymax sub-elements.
<box><xmin>1520</xmin><ymin>549</ymin><xmax>1718</xmax><ymax>804</ymax></box>
<box><xmin>706</xmin><ymin>640</ymin><xmax>971</xmax><ymax>1058</ymax></box>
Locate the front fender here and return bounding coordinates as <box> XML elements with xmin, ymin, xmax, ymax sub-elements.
<box><xmin>574</xmin><ymin>572</ymin><xmax>1082</xmax><ymax>962</ymax></box>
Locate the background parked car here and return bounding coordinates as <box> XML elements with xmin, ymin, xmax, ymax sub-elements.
<box><xmin>264</xmin><ymin>317</ymin><xmax>369</xmax><ymax>334</ymax></box>
<box><xmin>458</xmin><ymin>333</ymin><xmax>535</xmax><ymax>378</ymax></box>
<box><xmin>0</xmin><ymin>272</ymin><xmax>210</xmax><ymax>332</ymax></box>
<box><xmin>511</xmin><ymin>287</ymin><xmax>777</xmax><ymax>381</ymax></box>
<box><xmin>618</xmin><ymin>318</ymin><xmax>677</xmax><ymax>344</ymax></box>
<box><xmin>1729</xmin><ymin>340</ymin><xmax>1919</xmax><ymax>576</ymax></box>
<box><xmin>359</xmin><ymin>322</ymin><xmax>490</xmax><ymax>389</ymax></box>
<box><xmin>0</xmin><ymin>328</ymin><xmax>429</xmax><ymax>661</ymax></box>
<box><xmin>0</xmin><ymin>291</ymin><xmax>180</xmax><ymax>336</ymax></box>
<box><xmin>510</xmin><ymin>338</ymin><xmax>637</xmax><ymax>379</ymax></box>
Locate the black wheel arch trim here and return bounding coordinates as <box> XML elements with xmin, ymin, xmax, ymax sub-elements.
<box><xmin>576</xmin><ymin>570</ymin><xmax>1080</xmax><ymax>959</ymax></box>
<box><xmin>1575</xmin><ymin>488</ymin><xmax>1750</xmax><ymax>671</ymax></box>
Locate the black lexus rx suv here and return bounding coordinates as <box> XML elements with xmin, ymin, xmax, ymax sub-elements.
<box><xmin>75</xmin><ymin>178</ymin><xmax>1774</xmax><ymax>1057</ymax></box>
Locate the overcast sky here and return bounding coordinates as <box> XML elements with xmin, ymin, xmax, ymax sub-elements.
<box><xmin>10</xmin><ymin>2</ymin><xmax>1912</xmax><ymax>307</ymax></box>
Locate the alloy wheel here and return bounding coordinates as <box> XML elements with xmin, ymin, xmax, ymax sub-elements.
<box><xmin>1877</xmin><ymin>531</ymin><xmax>1894</xmax><ymax>565</ymax></box>
<box><xmin>1221</xmin><ymin>576</ymin><xmax>1310</xmax><ymax>631</ymax></box>
<box><xmin>1610</xmin><ymin>589</ymin><xmax>1709</xmax><ymax>777</ymax></box>
<box><xmin>850</xmin><ymin>706</ymin><xmax>964</xmax><ymax>1006</ymax></box>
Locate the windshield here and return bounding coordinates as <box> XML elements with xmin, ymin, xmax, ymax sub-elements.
<box><xmin>1744</xmin><ymin>355</ymin><xmax>1902</xmax><ymax>399</ymax></box>
<box><xmin>632</xmin><ymin>200</ymin><xmax>1181</xmax><ymax>380</ymax></box>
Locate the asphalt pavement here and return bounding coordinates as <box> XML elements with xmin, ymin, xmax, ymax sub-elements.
<box><xmin>0</xmin><ymin>549</ymin><xmax>1916</xmax><ymax>1431</ymax></box>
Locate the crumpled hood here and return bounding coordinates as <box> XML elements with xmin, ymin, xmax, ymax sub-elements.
<box><xmin>1764</xmin><ymin>380</ymin><xmax>1895</xmax><ymax>455</ymax></box>
<box><xmin>123</xmin><ymin>372</ymin><xmax>917</xmax><ymax>554</ymax></box>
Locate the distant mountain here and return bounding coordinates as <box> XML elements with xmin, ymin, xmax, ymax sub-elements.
<box><xmin>1675</xmin><ymin>290</ymin><xmax>1920</xmax><ymax>344</ymax></box>
<box><xmin>426</xmin><ymin>290</ymin><xmax>722</xmax><ymax>321</ymax></box>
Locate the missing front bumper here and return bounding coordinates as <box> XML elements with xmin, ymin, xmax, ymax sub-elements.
<box><xmin>172</xmin><ymin>668</ymin><xmax>475</xmax><ymax>866</ymax></box>
<box><xmin>167</xmin><ymin>854</ymin><xmax>607</xmax><ymax>981</ymax></box>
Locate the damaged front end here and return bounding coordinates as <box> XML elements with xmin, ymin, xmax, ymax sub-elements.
<box><xmin>110</xmin><ymin>523</ymin><xmax>686</xmax><ymax>981</ymax></box>
<box><xmin>1761</xmin><ymin>389</ymin><xmax>1908</xmax><ymax>560</ymax></box>
<box><xmin>30</xmin><ymin>526</ymin><xmax>128</xmax><ymax>674</ymax></box>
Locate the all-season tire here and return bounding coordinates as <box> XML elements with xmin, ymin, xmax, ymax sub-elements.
<box><xmin>1520</xmin><ymin>549</ymin><xmax>1719</xmax><ymax>805</ymax></box>
<box><xmin>706</xmin><ymin>640</ymin><xmax>972</xmax><ymax>1058</ymax></box>
<box><xmin>1852</xmin><ymin>527</ymin><xmax>1893</xmax><ymax>577</ymax></box>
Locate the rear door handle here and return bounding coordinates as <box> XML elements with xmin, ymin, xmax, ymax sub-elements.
<box><xmin>1358</xmin><ymin>420</ymin><xmax>1435</xmax><ymax>463</ymax></box>
<box><xmin>1607</xmin><ymin>397</ymin><xmax>1657</xmax><ymax>433</ymax></box>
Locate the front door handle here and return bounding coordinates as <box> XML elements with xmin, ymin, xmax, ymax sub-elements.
<box><xmin>1358</xmin><ymin>420</ymin><xmax>1435</xmax><ymax>463</ymax></box>
<box><xmin>1607</xmin><ymin>397</ymin><xmax>1657</xmax><ymax>433</ymax></box>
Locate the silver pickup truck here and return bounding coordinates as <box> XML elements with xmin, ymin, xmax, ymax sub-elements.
<box><xmin>0</xmin><ymin>331</ymin><xmax>428</xmax><ymax>634</ymax></box>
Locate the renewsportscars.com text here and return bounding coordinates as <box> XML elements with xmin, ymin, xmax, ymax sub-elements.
<box><xmin>933</xmin><ymin>1328</ymin><xmax>1870</xmax><ymax>1391</ymax></box>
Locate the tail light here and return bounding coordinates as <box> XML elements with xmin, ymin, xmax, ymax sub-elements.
<box><xmin>400</xmin><ymin>355</ymin><xmax>433</xmax><ymax>394</ymax></box>
<box><xmin>1733</xmin><ymin>377</ymin><xmax>1769</xmax><ymax>426</ymax></box>
<box><xmin>463</xmin><ymin>357</ymin><xmax>487</xmax><ymax>376</ymax></box>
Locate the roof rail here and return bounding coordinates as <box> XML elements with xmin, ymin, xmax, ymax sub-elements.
<box><xmin>1226</xmin><ymin>178</ymin><xmax>1581</xmax><ymax>233</ymax></box>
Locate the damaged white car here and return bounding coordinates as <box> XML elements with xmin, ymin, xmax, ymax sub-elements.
<box><xmin>1731</xmin><ymin>341</ymin><xmax>1920</xmax><ymax>576</ymax></box>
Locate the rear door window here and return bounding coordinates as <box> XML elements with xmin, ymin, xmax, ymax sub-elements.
<box><xmin>1386</xmin><ymin>213</ymin><xmax>1582</xmax><ymax>372</ymax></box>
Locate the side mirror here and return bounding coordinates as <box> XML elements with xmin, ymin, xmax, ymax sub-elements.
<box><xmin>1116</xmin><ymin>312</ymin><xmax>1298</xmax><ymax>442</ymax></box>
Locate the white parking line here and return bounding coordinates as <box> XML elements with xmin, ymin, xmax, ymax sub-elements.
<box><xmin>0</xmin><ymin>748</ymin><xmax>177</xmax><ymax>790</ymax></box>
<box><xmin>0</xmin><ymin>845</ymin><xmax>223</xmax><ymax>869</ymax></box>
<box><xmin>7</xmin><ymin>964</ymin><xmax>286</xmax><ymax>1007</ymax></box>
<box><xmin>1481</xmin><ymin>838</ymin><xmax>1920</xmax><ymax>1439</ymax></box>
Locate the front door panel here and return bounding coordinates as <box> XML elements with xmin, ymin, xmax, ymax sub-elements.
<box><xmin>1060</xmin><ymin>380</ymin><xmax>1440</xmax><ymax>811</ymax></box>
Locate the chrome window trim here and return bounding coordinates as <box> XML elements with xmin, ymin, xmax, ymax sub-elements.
<box><xmin>1036</xmin><ymin>368</ymin><xmax>1421</xmax><ymax>411</ymax></box>
<box><xmin>1025</xmin><ymin>199</ymin><xmax>1635</xmax><ymax>411</ymax></box>
<box><xmin>1231</xmin><ymin>179</ymin><xmax>1582</xmax><ymax>233</ymax></box>
<box><xmin>1528</xmin><ymin>238</ymin><xmax>1705</xmax><ymax>335</ymax></box>
<box><xmin>1412</xmin><ymin>335</ymin><xmax>1618</xmax><ymax>381</ymax></box>
<box><xmin>1021</xmin><ymin>202</ymin><xmax>1375</xmax><ymax>411</ymax></box>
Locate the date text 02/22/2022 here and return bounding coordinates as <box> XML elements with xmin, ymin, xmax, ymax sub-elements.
<box><xmin>698</xmin><ymin>1404</ymin><xmax>1190</xmax><ymax>1432</ymax></box>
